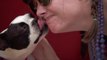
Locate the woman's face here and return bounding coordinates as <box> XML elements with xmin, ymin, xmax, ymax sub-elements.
<box><xmin>35</xmin><ymin>0</ymin><xmax>91</xmax><ymax>33</ymax></box>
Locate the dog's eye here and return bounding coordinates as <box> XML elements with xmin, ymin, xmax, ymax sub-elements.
<box><xmin>19</xmin><ymin>22</ymin><xmax>28</xmax><ymax>29</ymax></box>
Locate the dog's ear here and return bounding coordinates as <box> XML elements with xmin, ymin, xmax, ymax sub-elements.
<box><xmin>23</xmin><ymin>0</ymin><xmax>31</xmax><ymax>4</ymax></box>
<box><xmin>0</xmin><ymin>33</ymin><xmax>8</xmax><ymax>51</ymax></box>
<box><xmin>23</xmin><ymin>0</ymin><xmax>36</xmax><ymax>13</ymax></box>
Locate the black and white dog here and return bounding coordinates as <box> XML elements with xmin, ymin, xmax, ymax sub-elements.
<box><xmin>0</xmin><ymin>13</ymin><xmax>48</xmax><ymax>60</ymax></box>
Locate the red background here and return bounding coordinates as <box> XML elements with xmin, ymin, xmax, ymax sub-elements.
<box><xmin>0</xmin><ymin>0</ymin><xmax>82</xmax><ymax>60</ymax></box>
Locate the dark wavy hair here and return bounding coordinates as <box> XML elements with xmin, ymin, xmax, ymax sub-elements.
<box><xmin>91</xmin><ymin>0</ymin><xmax>98</xmax><ymax>18</ymax></box>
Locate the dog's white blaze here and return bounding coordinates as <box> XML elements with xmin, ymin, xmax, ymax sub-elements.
<box><xmin>11</xmin><ymin>14</ymin><xmax>33</xmax><ymax>25</ymax></box>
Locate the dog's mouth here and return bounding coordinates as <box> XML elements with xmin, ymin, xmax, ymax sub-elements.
<box><xmin>32</xmin><ymin>17</ymin><xmax>48</xmax><ymax>33</ymax></box>
<box><xmin>29</xmin><ymin>13</ymin><xmax>48</xmax><ymax>33</ymax></box>
<box><xmin>32</xmin><ymin>16</ymin><xmax>48</xmax><ymax>43</ymax></box>
<box><xmin>39</xmin><ymin>18</ymin><xmax>48</xmax><ymax>32</ymax></box>
<box><xmin>38</xmin><ymin>18</ymin><xmax>45</xmax><ymax>30</ymax></box>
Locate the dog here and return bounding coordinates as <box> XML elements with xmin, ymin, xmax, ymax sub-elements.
<box><xmin>0</xmin><ymin>13</ymin><xmax>48</xmax><ymax>60</ymax></box>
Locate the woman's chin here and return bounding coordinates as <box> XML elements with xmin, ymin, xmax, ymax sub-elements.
<box><xmin>49</xmin><ymin>27</ymin><xmax>60</xmax><ymax>33</ymax></box>
<box><xmin>49</xmin><ymin>27</ymin><xmax>66</xmax><ymax>33</ymax></box>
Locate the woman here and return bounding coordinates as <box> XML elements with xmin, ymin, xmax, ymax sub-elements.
<box><xmin>24</xmin><ymin>0</ymin><xmax>107</xmax><ymax>60</ymax></box>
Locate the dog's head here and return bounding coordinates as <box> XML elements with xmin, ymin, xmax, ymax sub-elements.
<box><xmin>0</xmin><ymin>13</ymin><xmax>48</xmax><ymax>59</ymax></box>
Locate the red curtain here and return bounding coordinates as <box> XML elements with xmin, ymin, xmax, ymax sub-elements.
<box><xmin>0</xmin><ymin>0</ymin><xmax>82</xmax><ymax>60</ymax></box>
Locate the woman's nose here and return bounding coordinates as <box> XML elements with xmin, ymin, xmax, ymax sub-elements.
<box><xmin>36</xmin><ymin>5</ymin><xmax>46</xmax><ymax>17</ymax></box>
